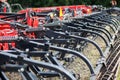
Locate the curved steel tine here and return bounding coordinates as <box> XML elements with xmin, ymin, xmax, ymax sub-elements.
<box><xmin>28</xmin><ymin>40</ymin><xmax>95</xmax><ymax>75</ymax></box>
<box><xmin>88</xmin><ymin>16</ymin><xmax>118</xmax><ymax>30</ymax></box>
<box><xmin>77</xmin><ymin>18</ymin><xmax>117</xmax><ymax>33</ymax></box>
<box><xmin>73</xmin><ymin>19</ymin><xmax>113</xmax><ymax>39</ymax></box>
<box><xmin>45</xmin><ymin>30</ymin><xmax>105</xmax><ymax>57</ymax></box>
<box><xmin>63</xmin><ymin>25</ymin><xmax>109</xmax><ymax>47</ymax></box>
<box><xmin>90</xmin><ymin>19</ymin><xmax>117</xmax><ymax>33</ymax></box>
<box><xmin>0</xmin><ymin>52</ymin><xmax>76</xmax><ymax>80</ymax></box>
<box><xmin>0</xmin><ymin>72</ymin><xmax>9</xmax><ymax>80</ymax></box>
<box><xmin>67</xmin><ymin>21</ymin><xmax>111</xmax><ymax>43</ymax></box>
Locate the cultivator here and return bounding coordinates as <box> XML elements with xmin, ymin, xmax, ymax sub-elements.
<box><xmin>0</xmin><ymin>5</ymin><xmax>120</xmax><ymax>80</ymax></box>
<box><xmin>0</xmin><ymin>0</ymin><xmax>11</xmax><ymax>12</ymax></box>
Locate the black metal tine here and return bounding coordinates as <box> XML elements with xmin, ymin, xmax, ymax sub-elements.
<box><xmin>0</xmin><ymin>72</ymin><xmax>9</xmax><ymax>80</ymax></box>
<box><xmin>0</xmin><ymin>52</ymin><xmax>76</xmax><ymax>80</ymax></box>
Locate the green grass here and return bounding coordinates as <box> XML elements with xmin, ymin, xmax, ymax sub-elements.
<box><xmin>117</xmin><ymin>67</ymin><xmax>120</xmax><ymax>80</ymax></box>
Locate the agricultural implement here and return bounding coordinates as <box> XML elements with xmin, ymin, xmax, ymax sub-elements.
<box><xmin>0</xmin><ymin>0</ymin><xmax>11</xmax><ymax>12</ymax></box>
<box><xmin>0</xmin><ymin>4</ymin><xmax>119</xmax><ymax>80</ymax></box>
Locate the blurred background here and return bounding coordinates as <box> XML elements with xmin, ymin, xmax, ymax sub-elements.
<box><xmin>8</xmin><ymin>0</ymin><xmax>120</xmax><ymax>8</ymax></box>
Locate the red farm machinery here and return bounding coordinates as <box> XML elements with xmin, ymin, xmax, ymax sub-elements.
<box><xmin>0</xmin><ymin>1</ymin><xmax>119</xmax><ymax>80</ymax></box>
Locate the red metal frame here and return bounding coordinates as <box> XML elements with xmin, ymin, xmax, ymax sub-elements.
<box><xmin>0</xmin><ymin>5</ymin><xmax>92</xmax><ymax>50</ymax></box>
<box><xmin>18</xmin><ymin>5</ymin><xmax>92</xmax><ymax>15</ymax></box>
